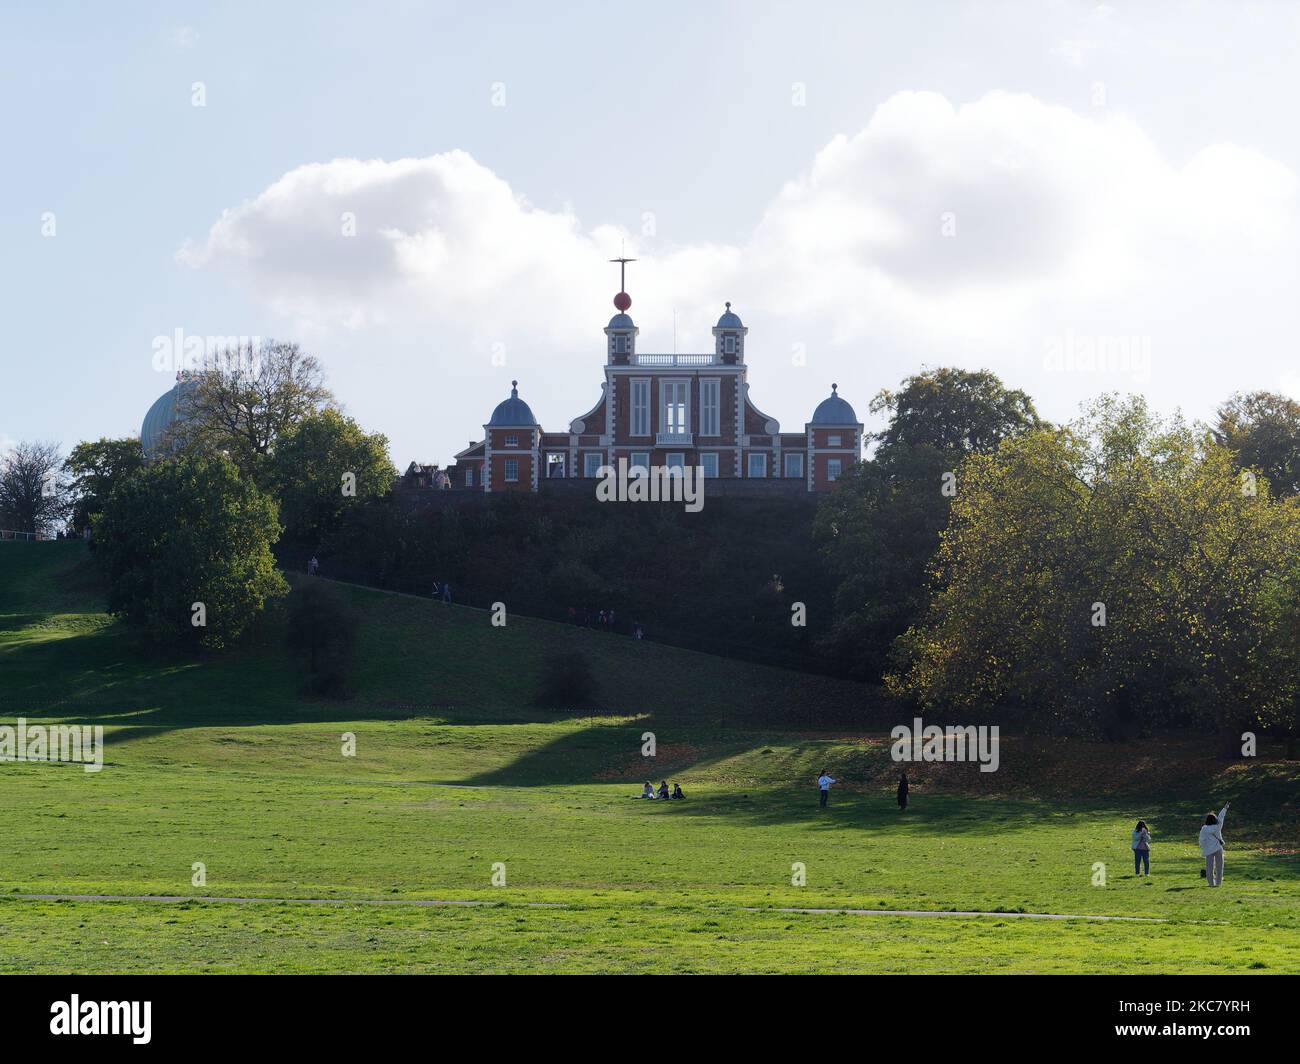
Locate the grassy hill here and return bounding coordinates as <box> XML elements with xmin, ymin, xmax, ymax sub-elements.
<box><xmin>1</xmin><ymin>540</ymin><xmax>1298</xmax><ymax>973</ymax></box>
<box><xmin>0</xmin><ymin>541</ymin><xmax>881</xmax><ymax>728</ymax></box>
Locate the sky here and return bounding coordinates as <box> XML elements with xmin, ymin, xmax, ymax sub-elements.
<box><xmin>3</xmin><ymin>1</ymin><xmax>1299</xmax><ymax>465</ymax></box>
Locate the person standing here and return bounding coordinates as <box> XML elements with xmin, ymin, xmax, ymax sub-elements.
<box><xmin>1132</xmin><ymin>820</ymin><xmax>1151</xmax><ymax>876</ymax></box>
<box><xmin>817</xmin><ymin>771</ymin><xmax>837</xmax><ymax>809</ymax></box>
<box><xmin>897</xmin><ymin>772</ymin><xmax>909</xmax><ymax>812</ymax></box>
<box><xmin>1199</xmin><ymin>802</ymin><xmax>1230</xmax><ymax>887</ymax></box>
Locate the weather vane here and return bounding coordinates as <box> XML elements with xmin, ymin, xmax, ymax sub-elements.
<box><xmin>610</xmin><ymin>248</ymin><xmax>636</xmax><ymax>311</ymax></box>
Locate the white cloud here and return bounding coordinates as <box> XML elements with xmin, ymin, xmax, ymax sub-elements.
<box><xmin>179</xmin><ymin>90</ymin><xmax>1299</xmax><ymax>453</ymax></box>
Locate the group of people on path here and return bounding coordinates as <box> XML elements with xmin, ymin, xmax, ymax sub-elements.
<box><xmin>567</xmin><ymin>606</ymin><xmax>645</xmax><ymax>639</ymax></box>
<box><xmin>818</xmin><ymin>771</ymin><xmax>1233</xmax><ymax>887</ymax></box>
<box><xmin>638</xmin><ymin>780</ymin><xmax>684</xmax><ymax>801</ymax></box>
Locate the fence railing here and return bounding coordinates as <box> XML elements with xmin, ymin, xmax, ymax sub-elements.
<box><xmin>0</xmin><ymin>529</ymin><xmax>43</xmax><ymax>541</ymax></box>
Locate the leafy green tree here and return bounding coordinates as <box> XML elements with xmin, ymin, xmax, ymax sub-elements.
<box><xmin>869</xmin><ymin>367</ymin><xmax>1040</xmax><ymax>456</ymax></box>
<box><xmin>269</xmin><ymin>409</ymin><xmax>394</xmax><ymax>545</ymax></box>
<box><xmin>94</xmin><ymin>455</ymin><xmax>287</xmax><ymax>650</ymax></box>
<box><xmin>63</xmin><ymin>437</ymin><xmax>144</xmax><ymax>532</ymax></box>
<box><xmin>1214</xmin><ymin>390</ymin><xmax>1300</xmax><ymax>497</ymax></box>
<box><xmin>174</xmin><ymin>339</ymin><xmax>333</xmax><ymax>486</ymax></box>
<box><xmin>890</xmin><ymin>396</ymin><xmax>1300</xmax><ymax>742</ymax></box>
<box><xmin>814</xmin><ymin>369</ymin><xmax>1042</xmax><ymax>678</ymax></box>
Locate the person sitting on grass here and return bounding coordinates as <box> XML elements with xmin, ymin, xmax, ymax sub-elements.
<box><xmin>657</xmin><ymin>780</ymin><xmax>670</xmax><ymax>801</ymax></box>
<box><xmin>1199</xmin><ymin>802</ymin><xmax>1230</xmax><ymax>887</ymax></box>
<box><xmin>640</xmin><ymin>782</ymin><xmax>655</xmax><ymax>799</ymax></box>
<box><xmin>1132</xmin><ymin>820</ymin><xmax>1151</xmax><ymax>876</ymax></box>
<box><xmin>672</xmin><ymin>783</ymin><xmax>684</xmax><ymax>800</ymax></box>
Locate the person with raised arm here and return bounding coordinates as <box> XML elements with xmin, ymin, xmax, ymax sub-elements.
<box><xmin>1199</xmin><ymin>802</ymin><xmax>1230</xmax><ymax>887</ymax></box>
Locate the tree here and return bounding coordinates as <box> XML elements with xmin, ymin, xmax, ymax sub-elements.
<box><xmin>269</xmin><ymin>409</ymin><xmax>394</xmax><ymax>545</ymax></box>
<box><xmin>869</xmin><ymin>367</ymin><xmax>1040</xmax><ymax>457</ymax></box>
<box><xmin>1214</xmin><ymin>390</ymin><xmax>1300</xmax><ymax>497</ymax></box>
<box><xmin>814</xmin><ymin>369</ymin><xmax>1043</xmax><ymax>678</ymax></box>
<box><xmin>286</xmin><ymin>581</ymin><xmax>357</xmax><ymax>695</ymax></box>
<box><xmin>889</xmin><ymin>396</ymin><xmax>1300</xmax><ymax>742</ymax></box>
<box><xmin>63</xmin><ymin>437</ymin><xmax>145</xmax><ymax>533</ymax></box>
<box><xmin>174</xmin><ymin>339</ymin><xmax>333</xmax><ymax>486</ymax></box>
<box><xmin>0</xmin><ymin>440</ymin><xmax>68</xmax><ymax>536</ymax></box>
<box><xmin>94</xmin><ymin>454</ymin><xmax>287</xmax><ymax>650</ymax></box>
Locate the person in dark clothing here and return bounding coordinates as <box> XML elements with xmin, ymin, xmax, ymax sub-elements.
<box><xmin>897</xmin><ymin>772</ymin><xmax>909</xmax><ymax>811</ymax></box>
<box><xmin>657</xmin><ymin>780</ymin><xmax>670</xmax><ymax>801</ymax></box>
<box><xmin>672</xmin><ymin>783</ymin><xmax>684</xmax><ymax>800</ymax></box>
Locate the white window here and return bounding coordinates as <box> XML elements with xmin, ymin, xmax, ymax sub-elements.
<box><xmin>505</xmin><ymin>434</ymin><xmax>519</xmax><ymax>448</ymax></box>
<box><xmin>700</xmin><ymin>378</ymin><xmax>720</xmax><ymax>436</ymax></box>
<box><xmin>724</xmin><ymin>335</ymin><xmax>736</xmax><ymax>355</ymax></box>
<box><xmin>828</xmin><ymin>434</ymin><xmax>842</xmax><ymax>447</ymax></box>
<box><xmin>504</xmin><ymin>458</ymin><xmax>519</xmax><ymax>482</ymax></box>
<box><xmin>547</xmin><ymin>453</ymin><xmax>565</xmax><ymax>478</ymax></box>
<box><xmin>630</xmin><ymin>452</ymin><xmax>650</xmax><ymax>471</ymax></box>
<box><xmin>630</xmin><ymin>379</ymin><xmax>650</xmax><ymax>436</ymax></box>
<box><xmin>666</xmin><ymin>452</ymin><xmax>686</xmax><ymax>471</ymax></box>
<box><xmin>827</xmin><ymin>459</ymin><xmax>842</xmax><ymax>482</ymax></box>
<box><xmin>584</xmin><ymin>452</ymin><xmax>603</xmax><ymax>477</ymax></box>
<box><xmin>660</xmin><ymin>380</ymin><xmax>688</xmax><ymax>435</ymax></box>
<box><xmin>784</xmin><ymin>452</ymin><xmax>803</xmax><ymax>478</ymax></box>
<box><xmin>748</xmin><ymin>453</ymin><xmax>767</xmax><ymax>478</ymax></box>
<box><xmin>465</xmin><ymin>466</ymin><xmax>474</xmax><ymax>487</ymax></box>
<box><xmin>614</xmin><ymin>334</ymin><xmax>629</xmax><ymax>355</ymax></box>
<box><xmin>700</xmin><ymin>453</ymin><xmax>719</xmax><ymax>478</ymax></box>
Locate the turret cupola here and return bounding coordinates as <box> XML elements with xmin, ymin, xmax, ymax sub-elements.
<box><xmin>605</xmin><ymin>256</ymin><xmax>639</xmax><ymax>364</ymax></box>
<box><xmin>713</xmin><ymin>302</ymin><xmax>747</xmax><ymax>364</ymax></box>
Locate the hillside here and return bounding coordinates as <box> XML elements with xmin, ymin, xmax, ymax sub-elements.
<box><xmin>0</xmin><ymin>540</ymin><xmax>884</xmax><ymax>728</ymax></box>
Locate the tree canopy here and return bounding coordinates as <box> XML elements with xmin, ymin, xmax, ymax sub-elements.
<box><xmin>1214</xmin><ymin>390</ymin><xmax>1300</xmax><ymax>497</ymax></box>
<box><xmin>94</xmin><ymin>454</ymin><xmax>287</xmax><ymax>650</ymax></box>
<box><xmin>0</xmin><ymin>440</ymin><xmax>68</xmax><ymax>536</ymax></box>
<box><xmin>174</xmin><ymin>340</ymin><xmax>333</xmax><ymax>486</ymax></box>
<box><xmin>815</xmin><ymin>368</ymin><xmax>1044</xmax><ymax>678</ymax></box>
<box><xmin>889</xmin><ymin>396</ymin><xmax>1300</xmax><ymax>740</ymax></box>
<box><xmin>63</xmin><ymin>436</ymin><xmax>144</xmax><ymax>533</ymax></box>
<box><xmin>269</xmin><ymin>409</ymin><xmax>395</xmax><ymax>545</ymax></box>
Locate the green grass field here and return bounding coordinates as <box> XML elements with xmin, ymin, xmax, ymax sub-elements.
<box><xmin>1</xmin><ymin>542</ymin><xmax>1297</xmax><ymax>973</ymax></box>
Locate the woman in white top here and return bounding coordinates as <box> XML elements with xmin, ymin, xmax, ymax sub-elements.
<box><xmin>1199</xmin><ymin>802</ymin><xmax>1230</xmax><ymax>887</ymax></box>
<box><xmin>1131</xmin><ymin>821</ymin><xmax>1151</xmax><ymax>876</ymax></box>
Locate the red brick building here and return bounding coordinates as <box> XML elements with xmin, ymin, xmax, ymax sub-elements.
<box><xmin>451</xmin><ymin>293</ymin><xmax>863</xmax><ymax>493</ymax></box>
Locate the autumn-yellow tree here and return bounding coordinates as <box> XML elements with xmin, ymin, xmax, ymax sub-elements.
<box><xmin>890</xmin><ymin>396</ymin><xmax>1300</xmax><ymax>744</ymax></box>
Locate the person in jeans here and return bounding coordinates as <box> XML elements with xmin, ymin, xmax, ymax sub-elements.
<box><xmin>1199</xmin><ymin>802</ymin><xmax>1230</xmax><ymax>887</ymax></box>
<box><xmin>817</xmin><ymin>771</ymin><xmax>837</xmax><ymax>808</ymax></box>
<box><xmin>1131</xmin><ymin>820</ymin><xmax>1151</xmax><ymax>876</ymax></box>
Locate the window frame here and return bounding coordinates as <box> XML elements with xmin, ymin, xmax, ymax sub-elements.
<box><xmin>630</xmin><ymin>378</ymin><xmax>650</xmax><ymax>437</ymax></box>
<box><xmin>700</xmin><ymin>378</ymin><xmax>720</xmax><ymax>436</ymax></box>
<box><xmin>783</xmin><ymin>452</ymin><xmax>804</xmax><ymax>478</ymax></box>
<box><xmin>748</xmin><ymin>453</ymin><xmax>768</xmax><ymax>478</ymax></box>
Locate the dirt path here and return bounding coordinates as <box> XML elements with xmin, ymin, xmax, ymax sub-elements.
<box><xmin>8</xmin><ymin>893</ymin><xmax>1165</xmax><ymax>921</ymax></box>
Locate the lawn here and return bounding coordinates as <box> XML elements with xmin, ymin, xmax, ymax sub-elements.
<box><xmin>0</xmin><ymin>542</ymin><xmax>1297</xmax><ymax>973</ymax></box>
